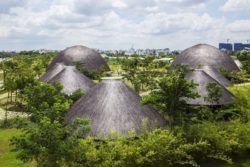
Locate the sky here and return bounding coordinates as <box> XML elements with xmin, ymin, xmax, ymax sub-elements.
<box><xmin>0</xmin><ymin>0</ymin><xmax>249</xmax><ymax>51</ymax></box>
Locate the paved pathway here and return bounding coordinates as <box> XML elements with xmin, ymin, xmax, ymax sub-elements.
<box><xmin>0</xmin><ymin>108</ymin><xmax>28</xmax><ymax>120</ymax></box>
<box><xmin>233</xmin><ymin>82</ymin><xmax>250</xmax><ymax>87</ymax></box>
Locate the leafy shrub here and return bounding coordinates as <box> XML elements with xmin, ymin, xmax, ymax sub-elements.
<box><xmin>66</xmin><ymin>129</ymin><xmax>209</xmax><ymax>167</ymax></box>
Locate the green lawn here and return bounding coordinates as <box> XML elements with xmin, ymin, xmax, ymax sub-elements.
<box><xmin>228</xmin><ymin>83</ymin><xmax>250</xmax><ymax>113</ymax></box>
<box><xmin>0</xmin><ymin>128</ymin><xmax>34</xmax><ymax>167</ymax></box>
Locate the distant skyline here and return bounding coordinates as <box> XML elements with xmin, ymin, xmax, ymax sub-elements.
<box><xmin>0</xmin><ymin>0</ymin><xmax>249</xmax><ymax>51</ymax></box>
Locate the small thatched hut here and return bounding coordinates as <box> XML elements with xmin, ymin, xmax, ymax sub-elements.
<box><xmin>185</xmin><ymin>69</ymin><xmax>234</xmax><ymax>105</ymax></box>
<box><xmin>201</xmin><ymin>66</ymin><xmax>231</xmax><ymax>87</ymax></box>
<box><xmin>169</xmin><ymin>44</ymin><xmax>239</xmax><ymax>72</ymax></box>
<box><xmin>40</xmin><ymin>63</ymin><xmax>65</xmax><ymax>82</ymax></box>
<box><xmin>65</xmin><ymin>77</ymin><xmax>165</xmax><ymax>137</ymax></box>
<box><xmin>47</xmin><ymin>45</ymin><xmax>110</xmax><ymax>72</ymax></box>
<box><xmin>48</xmin><ymin>66</ymin><xmax>94</xmax><ymax>95</ymax></box>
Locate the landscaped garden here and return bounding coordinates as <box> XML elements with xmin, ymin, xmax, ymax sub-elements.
<box><xmin>0</xmin><ymin>49</ymin><xmax>250</xmax><ymax>167</ymax></box>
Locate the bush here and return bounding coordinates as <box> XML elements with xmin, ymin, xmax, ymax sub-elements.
<box><xmin>65</xmin><ymin>129</ymin><xmax>233</xmax><ymax>167</ymax></box>
<box><xmin>0</xmin><ymin>116</ymin><xmax>29</xmax><ymax>129</ymax></box>
<box><xmin>184</xmin><ymin>121</ymin><xmax>250</xmax><ymax>162</ymax></box>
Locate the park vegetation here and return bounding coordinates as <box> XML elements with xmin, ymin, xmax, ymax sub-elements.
<box><xmin>0</xmin><ymin>51</ymin><xmax>250</xmax><ymax>167</ymax></box>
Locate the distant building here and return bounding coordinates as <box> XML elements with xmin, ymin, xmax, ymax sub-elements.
<box><xmin>145</xmin><ymin>49</ymin><xmax>155</xmax><ymax>55</ymax></box>
<box><xmin>153</xmin><ymin>57</ymin><xmax>173</xmax><ymax>63</ymax></box>
<box><xmin>234</xmin><ymin>43</ymin><xmax>250</xmax><ymax>51</ymax></box>
<box><xmin>156</xmin><ymin>48</ymin><xmax>170</xmax><ymax>56</ymax></box>
<box><xmin>219</xmin><ymin>43</ymin><xmax>233</xmax><ymax>51</ymax></box>
<box><xmin>136</xmin><ymin>49</ymin><xmax>145</xmax><ymax>55</ymax></box>
<box><xmin>125</xmin><ymin>46</ymin><xmax>136</xmax><ymax>56</ymax></box>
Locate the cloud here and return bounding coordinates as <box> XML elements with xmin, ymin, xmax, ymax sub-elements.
<box><xmin>112</xmin><ymin>0</ymin><xmax>127</xmax><ymax>9</ymax></box>
<box><xmin>156</xmin><ymin>0</ymin><xmax>207</xmax><ymax>7</ymax></box>
<box><xmin>221</xmin><ymin>0</ymin><xmax>250</xmax><ymax>11</ymax></box>
<box><xmin>227</xmin><ymin>20</ymin><xmax>250</xmax><ymax>32</ymax></box>
<box><xmin>0</xmin><ymin>0</ymin><xmax>26</xmax><ymax>13</ymax></box>
<box><xmin>0</xmin><ymin>0</ymin><xmax>249</xmax><ymax>51</ymax></box>
<box><xmin>137</xmin><ymin>12</ymin><xmax>221</xmax><ymax>35</ymax></box>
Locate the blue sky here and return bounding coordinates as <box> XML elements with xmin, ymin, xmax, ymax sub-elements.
<box><xmin>0</xmin><ymin>0</ymin><xmax>249</xmax><ymax>51</ymax></box>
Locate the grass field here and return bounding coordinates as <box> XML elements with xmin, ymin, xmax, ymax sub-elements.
<box><xmin>0</xmin><ymin>128</ymin><xmax>35</xmax><ymax>167</ymax></box>
<box><xmin>228</xmin><ymin>83</ymin><xmax>250</xmax><ymax>113</ymax></box>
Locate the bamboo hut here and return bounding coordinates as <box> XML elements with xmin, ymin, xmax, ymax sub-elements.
<box><xmin>40</xmin><ymin>63</ymin><xmax>65</xmax><ymax>82</ymax></box>
<box><xmin>65</xmin><ymin>77</ymin><xmax>165</xmax><ymax>137</ymax></box>
<box><xmin>201</xmin><ymin>66</ymin><xmax>231</xmax><ymax>87</ymax></box>
<box><xmin>47</xmin><ymin>45</ymin><xmax>110</xmax><ymax>72</ymax></box>
<box><xmin>185</xmin><ymin>69</ymin><xmax>234</xmax><ymax>105</ymax></box>
<box><xmin>169</xmin><ymin>44</ymin><xmax>239</xmax><ymax>72</ymax></box>
<box><xmin>48</xmin><ymin>66</ymin><xmax>94</xmax><ymax>95</ymax></box>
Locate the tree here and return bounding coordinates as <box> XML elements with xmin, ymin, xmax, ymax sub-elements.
<box><xmin>121</xmin><ymin>56</ymin><xmax>164</xmax><ymax>93</ymax></box>
<box><xmin>205</xmin><ymin>82</ymin><xmax>223</xmax><ymax>105</ymax></box>
<box><xmin>69</xmin><ymin>89</ymin><xmax>84</xmax><ymax>102</ymax></box>
<box><xmin>236</xmin><ymin>51</ymin><xmax>250</xmax><ymax>74</ymax></box>
<box><xmin>11</xmin><ymin>82</ymin><xmax>90</xmax><ymax>167</ymax></box>
<box><xmin>142</xmin><ymin>66</ymin><xmax>199</xmax><ymax>129</ymax></box>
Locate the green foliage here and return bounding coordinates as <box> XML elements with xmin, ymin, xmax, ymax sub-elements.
<box><xmin>220</xmin><ymin>61</ymin><xmax>249</xmax><ymax>84</ymax></box>
<box><xmin>184</xmin><ymin>121</ymin><xmax>250</xmax><ymax>160</ymax></box>
<box><xmin>22</xmin><ymin>82</ymin><xmax>71</xmax><ymax>123</ymax></box>
<box><xmin>75</xmin><ymin>61</ymin><xmax>107</xmax><ymax>80</ymax></box>
<box><xmin>0</xmin><ymin>116</ymin><xmax>29</xmax><ymax>129</ymax></box>
<box><xmin>65</xmin><ymin>129</ymin><xmax>210</xmax><ymax>167</ymax></box>
<box><xmin>11</xmin><ymin>83</ymin><xmax>91</xmax><ymax>167</ymax></box>
<box><xmin>229</xmin><ymin>85</ymin><xmax>250</xmax><ymax>123</ymax></box>
<box><xmin>121</xmin><ymin>56</ymin><xmax>166</xmax><ymax>93</ymax></box>
<box><xmin>205</xmin><ymin>82</ymin><xmax>223</xmax><ymax>105</ymax></box>
<box><xmin>0</xmin><ymin>53</ymin><xmax>55</xmax><ymax>112</ymax></box>
<box><xmin>142</xmin><ymin>65</ymin><xmax>199</xmax><ymax>128</ymax></box>
<box><xmin>68</xmin><ymin>89</ymin><xmax>84</xmax><ymax>102</ymax></box>
<box><xmin>236</xmin><ymin>51</ymin><xmax>250</xmax><ymax>75</ymax></box>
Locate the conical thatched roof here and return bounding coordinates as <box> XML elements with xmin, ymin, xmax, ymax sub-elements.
<box><xmin>47</xmin><ymin>45</ymin><xmax>110</xmax><ymax>72</ymax></box>
<box><xmin>185</xmin><ymin>69</ymin><xmax>234</xmax><ymax>105</ymax></box>
<box><xmin>169</xmin><ymin>44</ymin><xmax>239</xmax><ymax>72</ymax></box>
<box><xmin>48</xmin><ymin>66</ymin><xmax>94</xmax><ymax>95</ymax></box>
<box><xmin>65</xmin><ymin>77</ymin><xmax>166</xmax><ymax>137</ymax></box>
<box><xmin>40</xmin><ymin>63</ymin><xmax>65</xmax><ymax>82</ymax></box>
<box><xmin>201</xmin><ymin>66</ymin><xmax>231</xmax><ymax>87</ymax></box>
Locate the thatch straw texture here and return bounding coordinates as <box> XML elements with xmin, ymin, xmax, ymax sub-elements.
<box><xmin>40</xmin><ymin>63</ymin><xmax>65</xmax><ymax>82</ymax></box>
<box><xmin>169</xmin><ymin>44</ymin><xmax>239</xmax><ymax>72</ymax></box>
<box><xmin>185</xmin><ymin>69</ymin><xmax>234</xmax><ymax>105</ymax></box>
<box><xmin>201</xmin><ymin>66</ymin><xmax>231</xmax><ymax>87</ymax></box>
<box><xmin>48</xmin><ymin>66</ymin><xmax>94</xmax><ymax>95</ymax></box>
<box><xmin>65</xmin><ymin>78</ymin><xmax>166</xmax><ymax>137</ymax></box>
<box><xmin>47</xmin><ymin>45</ymin><xmax>110</xmax><ymax>72</ymax></box>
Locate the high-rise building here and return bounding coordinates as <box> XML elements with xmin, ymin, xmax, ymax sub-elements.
<box><xmin>219</xmin><ymin>43</ymin><xmax>233</xmax><ymax>51</ymax></box>
<box><xmin>234</xmin><ymin>43</ymin><xmax>250</xmax><ymax>51</ymax></box>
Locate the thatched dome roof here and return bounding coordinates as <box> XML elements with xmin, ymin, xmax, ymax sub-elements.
<box><xmin>47</xmin><ymin>45</ymin><xmax>110</xmax><ymax>72</ymax></box>
<box><xmin>48</xmin><ymin>66</ymin><xmax>94</xmax><ymax>95</ymax></box>
<box><xmin>169</xmin><ymin>44</ymin><xmax>239</xmax><ymax>72</ymax></box>
<box><xmin>201</xmin><ymin>66</ymin><xmax>231</xmax><ymax>87</ymax></box>
<box><xmin>40</xmin><ymin>63</ymin><xmax>65</xmax><ymax>82</ymax></box>
<box><xmin>65</xmin><ymin>77</ymin><xmax>166</xmax><ymax>137</ymax></box>
<box><xmin>185</xmin><ymin>69</ymin><xmax>234</xmax><ymax>105</ymax></box>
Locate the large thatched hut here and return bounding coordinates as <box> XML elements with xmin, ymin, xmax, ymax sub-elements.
<box><xmin>185</xmin><ymin>69</ymin><xmax>234</xmax><ymax>105</ymax></box>
<box><xmin>200</xmin><ymin>66</ymin><xmax>231</xmax><ymax>87</ymax></box>
<box><xmin>65</xmin><ymin>77</ymin><xmax>165</xmax><ymax>137</ymax></box>
<box><xmin>169</xmin><ymin>44</ymin><xmax>239</xmax><ymax>72</ymax></box>
<box><xmin>40</xmin><ymin>63</ymin><xmax>65</xmax><ymax>82</ymax></box>
<box><xmin>48</xmin><ymin>66</ymin><xmax>94</xmax><ymax>95</ymax></box>
<box><xmin>47</xmin><ymin>45</ymin><xmax>110</xmax><ymax>72</ymax></box>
